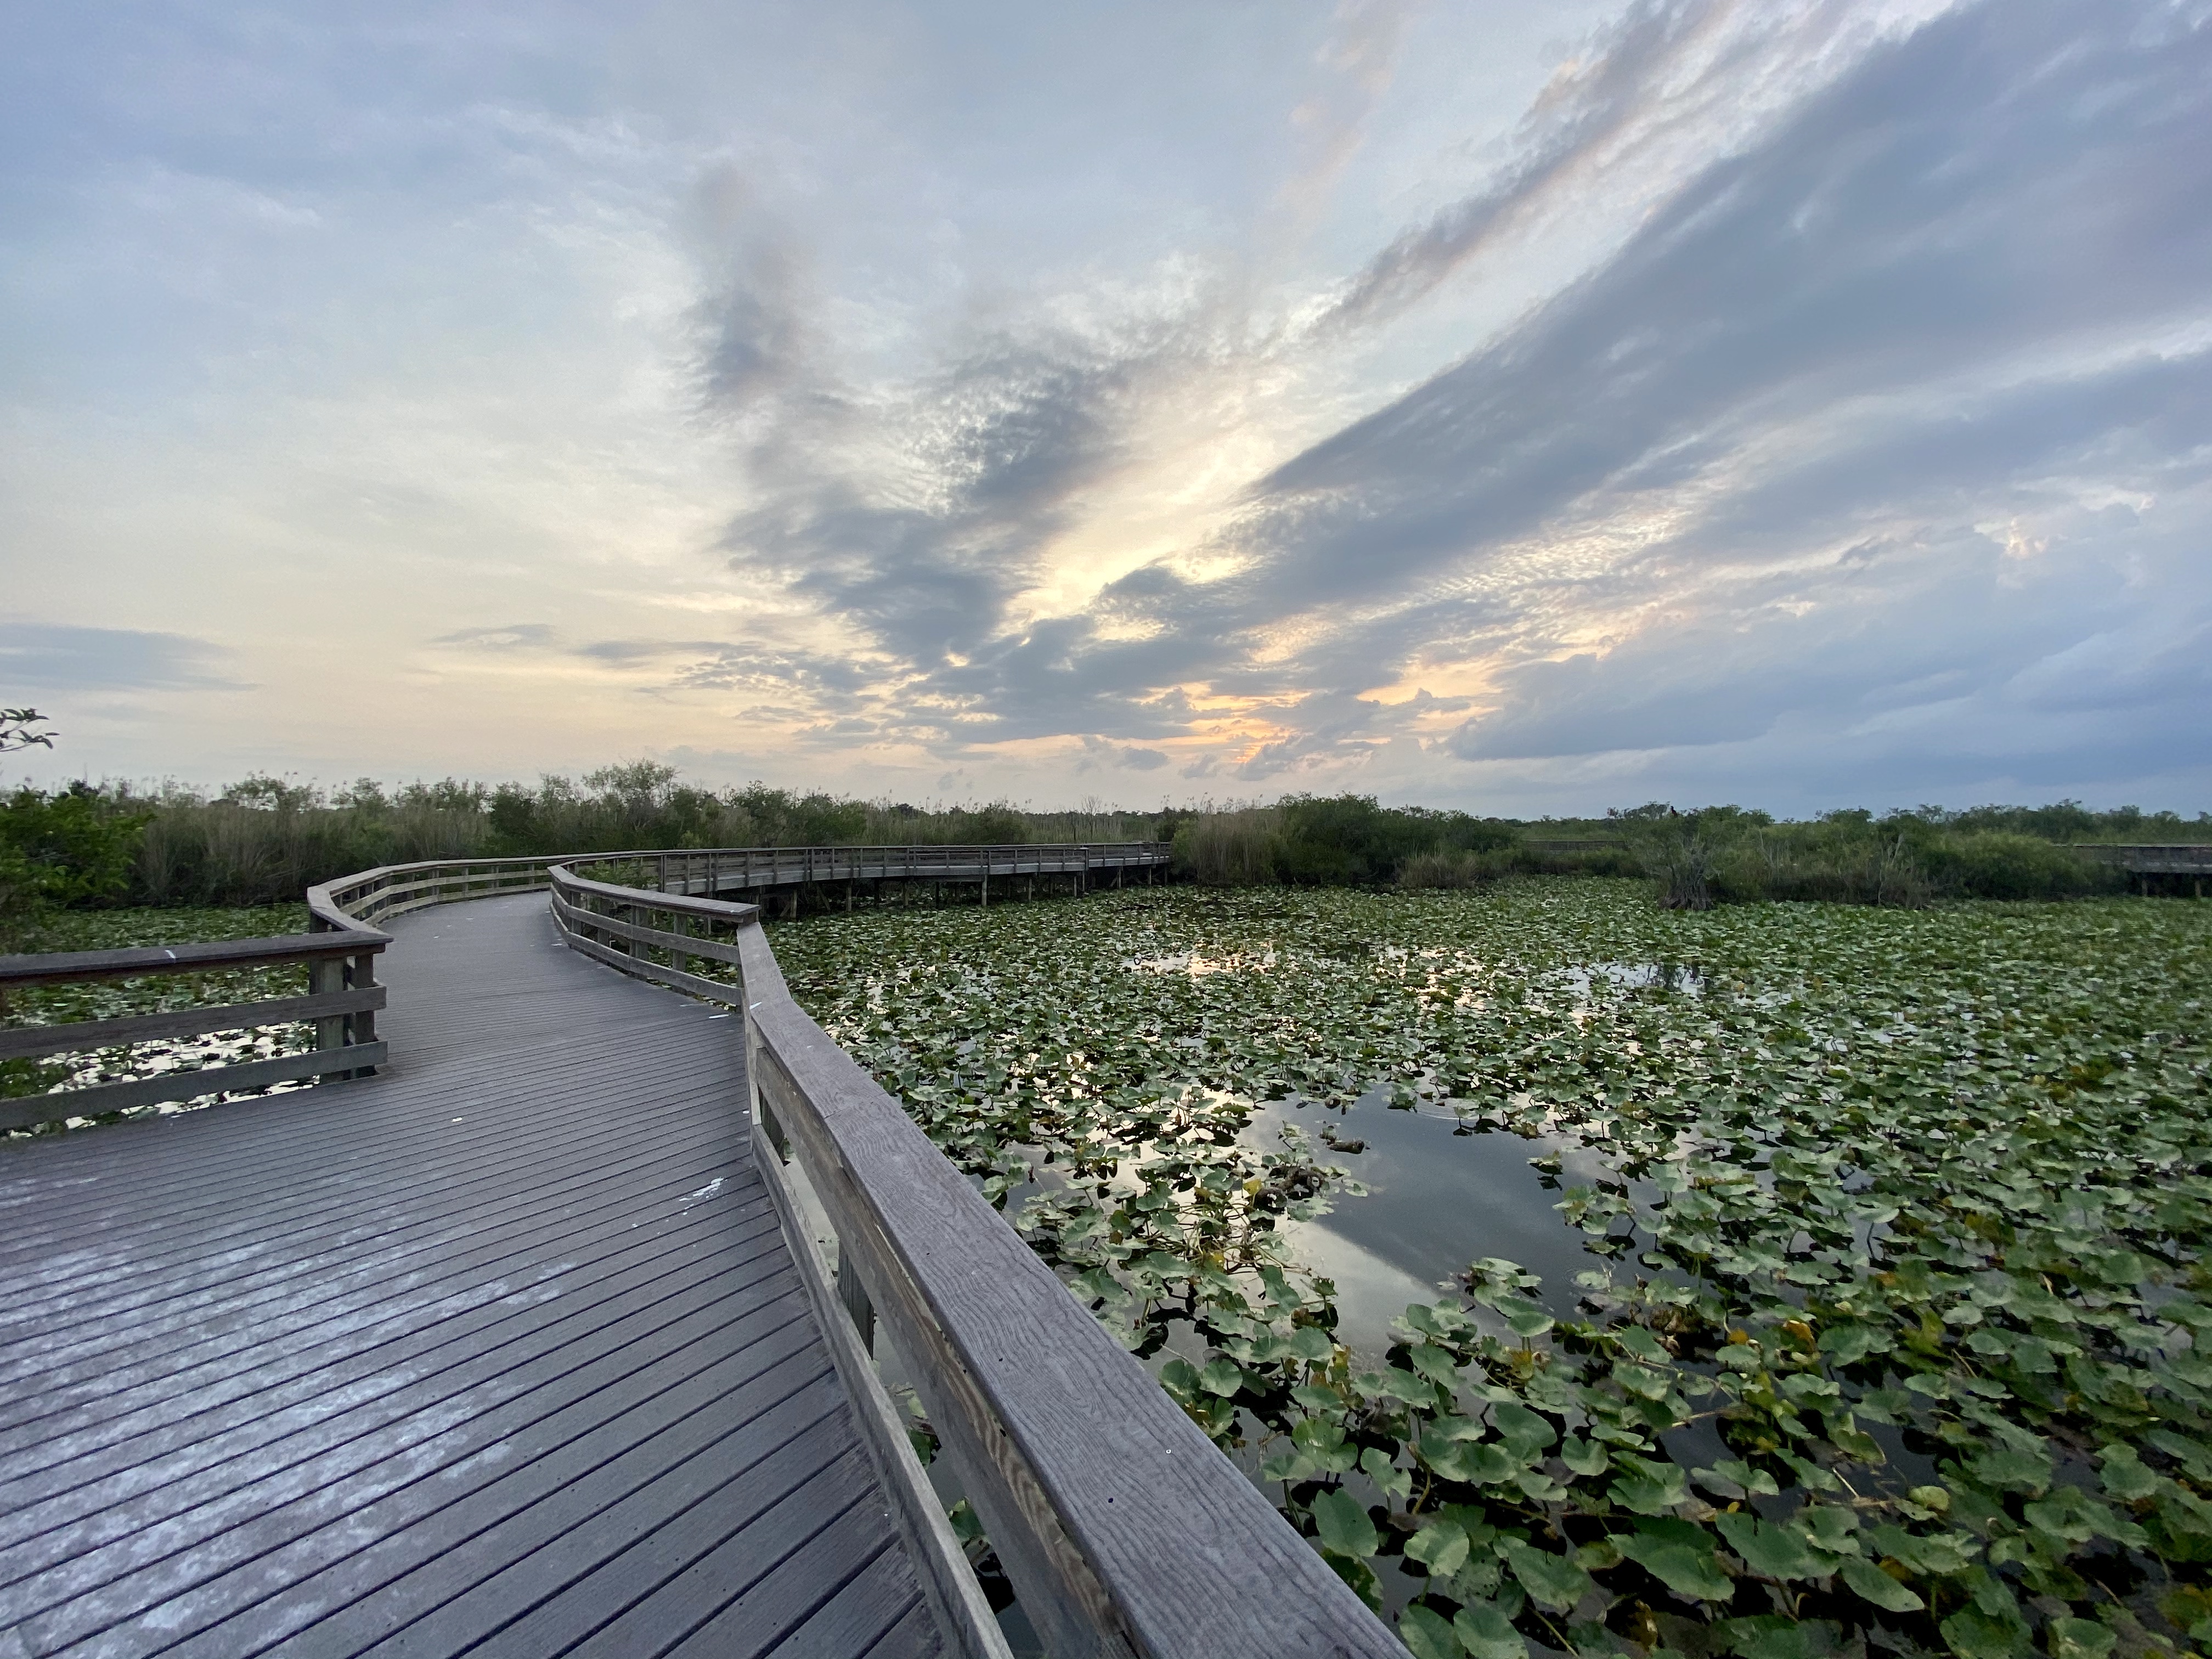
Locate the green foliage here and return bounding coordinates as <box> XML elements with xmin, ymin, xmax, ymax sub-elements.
<box><xmin>81</xmin><ymin>770</ymin><xmax>1166</xmax><ymax>907</ymax></box>
<box><xmin>772</xmin><ymin>880</ymin><xmax>2212</xmax><ymax>1659</ymax></box>
<box><xmin>1612</xmin><ymin>808</ymin><xmax>2141</xmax><ymax>910</ymax></box>
<box><xmin>1173</xmin><ymin>795</ymin><xmax>1521</xmax><ymax>888</ymax></box>
<box><xmin>0</xmin><ymin>783</ymin><xmax>150</xmax><ymax>943</ymax></box>
<box><xmin>0</xmin><ymin>708</ymin><xmax>56</xmax><ymax>755</ymax></box>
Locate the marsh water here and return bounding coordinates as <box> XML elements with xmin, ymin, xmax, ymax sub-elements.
<box><xmin>1244</xmin><ymin>1093</ymin><xmax>1605</xmax><ymax>1348</ymax></box>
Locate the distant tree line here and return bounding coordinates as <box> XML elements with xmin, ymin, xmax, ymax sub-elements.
<box><xmin>0</xmin><ymin>731</ymin><xmax>2204</xmax><ymax>936</ymax></box>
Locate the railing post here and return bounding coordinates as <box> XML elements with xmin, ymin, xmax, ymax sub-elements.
<box><xmin>348</xmin><ymin>947</ymin><xmax>379</xmax><ymax>1050</ymax></box>
<box><xmin>837</xmin><ymin>1255</ymin><xmax>877</xmax><ymax>1354</ymax></box>
<box><xmin>309</xmin><ymin>955</ymin><xmax>347</xmax><ymax>1073</ymax></box>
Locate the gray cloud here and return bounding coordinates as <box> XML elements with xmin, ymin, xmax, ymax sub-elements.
<box><xmin>0</xmin><ymin>624</ymin><xmax>241</xmax><ymax>693</ymax></box>
<box><xmin>717</xmin><ymin>321</ymin><xmax>1183</xmax><ymax>672</ymax></box>
<box><xmin>679</xmin><ymin>0</ymin><xmax>2212</xmax><ymax>807</ymax></box>
<box><xmin>1075</xmin><ymin>735</ymin><xmax>1170</xmax><ymax>774</ymax></box>
<box><xmin>432</xmin><ymin>622</ymin><xmax>555</xmax><ymax>650</ymax></box>
<box><xmin>1091</xmin><ymin>0</ymin><xmax>2212</xmax><ymax>783</ymax></box>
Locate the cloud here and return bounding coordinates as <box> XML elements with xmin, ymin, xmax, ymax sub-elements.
<box><xmin>1011</xmin><ymin>0</ymin><xmax>2212</xmax><ymax>791</ymax></box>
<box><xmin>432</xmin><ymin>622</ymin><xmax>555</xmax><ymax>650</ymax></box>
<box><xmin>693</xmin><ymin>0</ymin><xmax>2212</xmax><ymax>805</ymax></box>
<box><xmin>1075</xmin><ymin>735</ymin><xmax>1170</xmax><ymax>773</ymax></box>
<box><xmin>0</xmin><ymin>624</ymin><xmax>241</xmax><ymax>693</ymax></box>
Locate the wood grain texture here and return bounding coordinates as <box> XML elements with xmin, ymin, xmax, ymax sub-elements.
<box><xmin>0</xmin><ymin>985</ymin><xmax>385</xmax><ymax>1062</ymax></box>
<box><xmin>752</xmin><ymin>1090</ymin><xmax>1013</xmax><ymax>1659</ymax></box>
<box><xmin>0</xmin><ymin>893</ymin><xmax>951</xmax><ymax>1659</ymax></box>
<box><xmin>0</xmin><ymin>932</ymin><xmax>386</xmax><ymax>988</ymax></box>
<box><xmin>0</xmin><ymin>1042</ymin><xmax>390</xmax><ymax>1132</ymax></box>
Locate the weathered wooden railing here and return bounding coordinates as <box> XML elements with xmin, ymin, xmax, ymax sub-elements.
<box><xmin>0</xmin><ymin>855</ymin><xmax>574</xmax><ymax>1134</ymax></box>
<box><xmin>547</xmin><ymin>855</ymin><xmax>1400</xmax><ymax>1659</ymax></box>
<box><xmin>0</xmin><ymin>928</ymin><xmax>390</xmax><ymax>1132</ymax></box>
<box><xmin>651</xmin><ymin>840</ymin><xmax>1169</xmax><ymax>896</ymax></box>
<box><xmin>309</xmin><ymin>853</ymin><xmax>567</xmax><ymax>928</ymax></box>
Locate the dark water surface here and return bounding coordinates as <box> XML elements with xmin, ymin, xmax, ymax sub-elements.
<box><xmin>1244</xmin><ymin>1092</ymin><xmax>1610</xmax><ymax>1351</ymax></box>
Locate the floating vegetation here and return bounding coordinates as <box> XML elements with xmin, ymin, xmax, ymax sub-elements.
<box><xmin>774</xmin><ymin>879</ymin><xmax>2212</xmax><ymax>1659</ymax></box>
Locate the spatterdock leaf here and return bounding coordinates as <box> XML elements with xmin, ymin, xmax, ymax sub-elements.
<box><xmin>1499</xmin><ymin>1539</ymin><xmax>1594</xmax><ymax>1611</ymax></box>
<box><xmin>1455</xmin><ymin>1601</ymin><xmax>1530</xmax><ymax>1659</ymax></box>
<box><xmin>1397</xmin><ymin>1604</ymin><xmax>1460</xmax><ymax>1659</ymax></box>
<box><xmin>1616</xmin><ymin>1520</ymin><xmax>1734</xmax><ymax>1601</ymax></box>
<box><xmin>1839</xmin><ymin>1557</ymin><xmax>1925</xmax><ymax>1613</ymax></box>
<box><xmin>1405</xmin><ymin>1520</ymin><xmax>1472</xmax><ymax>1577</ymax></box>
<box><xmin>1311</xmin><ymin>1488</ymin><xmax>1379</xmax><ymax>1560</ymax></box>
<box><xmin>1198</xmin><ymin>1356</ymin><xmax>1244</xmax><ymax>1397</ymax></box>
<box><xmin>1717</xmin><ymin>1511</ymin><xmax>1821</xmax><ymax>1581</ymax></box>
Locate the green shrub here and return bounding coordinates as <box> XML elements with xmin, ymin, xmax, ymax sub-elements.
<box><xmin>0</xmin><ymin>784</ymin><xmax>150</xmax><ymax>943</ymax></box>
<box><xmin>1275</xmin><ymin>795</ymin><xmax>1519</xmax><ymax>886</ymax></box>
<box><xmin>1173</xmin><ymin>808</ymin><xmax>1284</xmax><ymax>885</ymax></box>
<box><xmin>1397</xmin><ymin>847</ymin><xmax>1511</xmax><ymax>889</ymax></box>
<box><xmin>1920</xmin><ymin>830</ymin><xmax>2121</xmax><ymax>899</ymax></box>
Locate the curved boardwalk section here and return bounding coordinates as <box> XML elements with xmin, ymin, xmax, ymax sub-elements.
<box><xmin>0</xmin><ymin>894</ymin><xmax>940</xmax><ymax>1658</ymax></box>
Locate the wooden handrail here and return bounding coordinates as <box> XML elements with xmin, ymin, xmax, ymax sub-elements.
<box><xmin>0</xmin><ymin>930</ymin><xmax>383</xmax><ymax>987</ymax></box>
<box><xmin>544</xmin><ymin>858</ymin><xmax>1398</xmax><ymax>1659</ymax></box>
<box><xmin>0</xmin><ymin>927</ymin><xmax>390</xmax><ymax>1132</ymax></box>
<box><xmin>3</xmin><ymin>851</ymin><xmax>566</xmax><ymax>1133</ymax></box>
<box><xmin>3</xmin><ymin>841</ymin><xmax>1169</xmax><ymax>1136</ymax></box>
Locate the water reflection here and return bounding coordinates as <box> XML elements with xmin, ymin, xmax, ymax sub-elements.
<box><xmin>1561</xmin><ymin>960</ymin><xmax>1704</xmax><ymax>997</ymax></box>
<box><xmin>1123</xmin><ymin>949</ymin><xmax>1276</xmax><ymax>976</ymax></box>
<box><xmin>1245</xmin><ymin>1092</ymin><xmax>1612</xmax><ymax>1347</ymax></box>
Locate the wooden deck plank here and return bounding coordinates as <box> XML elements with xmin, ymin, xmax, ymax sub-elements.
<box><xmin>0</xmin><ymin>1047</ymin><xmax>735</xmax><ymax>1279</ymax></box>
<box><xmin>0</xmin><ymin>1156</ymin><xmax>770</xmax><ymax>1428</ymax></box>
<box><xmin>0</xmin><ymin>1132</ymin><xmax>761</xmax><ymax>1400</ymax></box>
<box><xmin>864</xmin><ymin>1597</ymin><xmax>951</xmax><ymax>1659</ymax></box>
<box><xmin>14</xmin><ymin>1296</ymin><xmax>820</xmax><ymax>1657</ymax></box>
<box><xmin>685</xmin><ymin>1520</ymin><xmax>928</xmax><ymax>1659</ymax></box>
<box><xmin>30</xmin><ymin>1324</ymin><xmax>833</xmax><ymax>1659</ymax></box>
<box><xmin>0</xmin><ymin>1242</ymin><xmax>802</xmax><ymax>1604</ymax></box>
<box><xmin>0</xmin><ymin>893</ymin><xmax>947</xmax><ymax>1659</ymax></box>
<box><xmin>475</xmin><ymin>1444</ymin><xmax>888</xmax><ymax>1659</ymax></box>
<box><xmin>148</xmin><ymin>1359</ymin><xmax>848</xmax><ymax>1659</ymax></box>
<box><xmin>0</xmin><ymin>1199</ymin><xmax>787</xmax><ymax>1506</ymax></box>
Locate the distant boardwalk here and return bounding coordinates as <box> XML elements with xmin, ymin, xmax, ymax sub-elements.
<box><xmin>0</xmin><ymin>894</ymin><xmax>938</xmax><ymax>1658</ymax></box>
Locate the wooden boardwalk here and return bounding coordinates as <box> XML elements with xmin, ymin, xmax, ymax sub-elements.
<box><xmin>0</xmin><ymin>894</ymin><xmax>943</xmax><ymax>1659</ymax></box>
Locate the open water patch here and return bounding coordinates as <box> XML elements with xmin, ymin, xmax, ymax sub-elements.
<box><xmin>1243</xmin><ymin>1091</ymin><xmax>1607</xmax><ymax>1349</ymax></box>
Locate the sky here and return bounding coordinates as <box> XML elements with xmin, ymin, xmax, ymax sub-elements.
<box><xmin>3</xmin><ymin>0</ymin><xmax>2208</xmax><ymax>817</ymax></box>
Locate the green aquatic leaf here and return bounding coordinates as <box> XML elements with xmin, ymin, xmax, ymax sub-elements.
<box><xmin>1398</xmin><ymin>1604</ymin><xmax>1461</xmax><ymax>1659</ymax></box>
<box><xmin>2044</xmin><ymin>1617</ymin><xmax>2116</xmax><ymax>1659</ymax></box>
<box><xmin>1939</xmin><ymin>1609</ymin><xmax>2031</xmax><ymax>1659</ymax></box>
<box><xmin>1611</xmin><ymin>1453</ymin><xmax>1690</xmax><ymax>1515</ymax></box>
<box><xmin>1616</xmin><ymin>1519</ymin><xmax>1734</xmax><ymax>1601</ymax></box>
<box><xmin>1838</xmin><ymin>1557</ymin><xmax>1924</xmax><ymax>1613</ymax></box>
<box><xmin>768</xmin><ymin>880</ymin><xmax>2212</xmax><ymax>1659</ymax></box>
<box><xmin>1963</xmin><ymin>1446</ymin><xmax>2053</xmax><ymax>1497</ymax></box>
<box><xmin>2095</xmin><ymin>1444</ymin><xmax>2159</xmax><ymax>1502</ymax></box>
<box><xmin>1717</xmin><ymin>1511</ymin><xmax>1820</xmax><ymax>1581</ymax></box>
<box><xmin>1696</xmin><ymin>1458</ymin><xmax>1781</xmax><ymax>1498</ymax></box>
<box><xmin>1560</xmin><ymin>1435</ymin><xmax>1611</xmax><ymax>1476</ymax></box>
<box><xmin>1405</xmin><ymin>1519</ymin><xmax>1472</xmax><ymax>1577</ymax></box>
<box><xmin>1197</xmin><ymin>1357</ymin><xmax>1244</xmax><ymax>1397</ymax></box>
<box><xmin>1499</xmin><ymin>1539</ymin><xmax>1594</xmax><ymax>1611</ymax></box>
<box><xmin>1454</xmin><ymin>1601</ymin><xmax>1528</xmax><ymax>1659</ymax></box>
<box><xmin>1311</xmin><ymin>1488</ymin><xmax>1379</xmax><ymax>1560</ymax></box>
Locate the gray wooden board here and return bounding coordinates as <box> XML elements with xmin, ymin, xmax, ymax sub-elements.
<box><xmin>0</xmin><ymin>893</ymin><xmax>947</xmax><ymax>1659</ymax></box>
